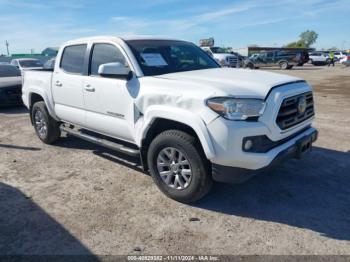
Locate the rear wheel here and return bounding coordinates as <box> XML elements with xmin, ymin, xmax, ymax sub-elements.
<box><xmin>147</xmin><ymin>130</ymin><xmax>212</xmax><ymax>203</ymax></box>
<box><xmin>31</xmin><ymin>101</ymin><xmax>61</xmax><ymax>144</ymax></box>
<box><xmin>279</xmin><ymin>61</ymin><xmax>288</xmax><ymax>70</ymax></box>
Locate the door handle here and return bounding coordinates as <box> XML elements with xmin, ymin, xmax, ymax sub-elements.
<box><xmin>55</xmin><ymin>81</ymin><xmax>62</xmax><ymax>87</ymax></box>
<box><xmin>84</xmin><ymin>85</ymin><xmax>95</xmax><ymax>92</ymax></box>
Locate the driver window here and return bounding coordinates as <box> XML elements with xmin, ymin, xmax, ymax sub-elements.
<box><xmin>90</xmin><ymin>43</ymin><xmax>127</xmax><ymax>76</ymax></box>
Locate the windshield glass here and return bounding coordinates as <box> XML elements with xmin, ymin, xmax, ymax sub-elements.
<box><xmin>210</xmin><ymin>47</ymin><xmax>230</xmax><ymax>54</ymax></box>
<box><xmin>0</xmin><ymin>65</ymin><xmax>21</xmax><ymax>77</ymax></box>
<box><xmin>19</xmin><ymin>60</ymin><xmax>43</xmax><ymax>68</ymax></box>
<box><xmin>126</xmin><ymin>40</ymin><xmax>219</xmax><ymax>76</ymax></box>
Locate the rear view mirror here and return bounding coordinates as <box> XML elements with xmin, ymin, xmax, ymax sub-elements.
<box><xmin>98</xmin><ymin>62</ymin><xmax>133</xmax><ymax>80</ymax></box>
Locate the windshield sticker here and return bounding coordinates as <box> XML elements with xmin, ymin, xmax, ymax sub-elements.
<box><xmin>141</xmin><ymin>53</ymin><xmax>168</xmax><ymax>66</ymax></box>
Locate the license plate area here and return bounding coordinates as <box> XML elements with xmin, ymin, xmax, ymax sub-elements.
<box><xmin>295</xmin><ymin>134</ymin><xmax>313</xmax><ymax>159</ymax></box>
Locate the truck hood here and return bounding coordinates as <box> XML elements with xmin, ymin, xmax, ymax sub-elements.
<box><xmin>154</xmin><ymin>68</ymin><xmax>303</xmax><ymax>99</ymax></box>
<box><xmin>213</xmin><ymin>53</ymin><xmax>236</xmax><ymax>59</ymax></box>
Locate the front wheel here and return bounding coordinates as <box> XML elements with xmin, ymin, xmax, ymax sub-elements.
<box><xmin>247</xmin><ymin>63</ymin><xmax>255</xmax><ymax>69</ymax></box>
<box><xmin>31</xmin><ymin>101</ymin><xmax>61</xmax><ymax>144</ymax></box>
<box><xmin>147</xmin><ymin>130</ymin><xmax>212</xmax><ymax>203</ymax></box>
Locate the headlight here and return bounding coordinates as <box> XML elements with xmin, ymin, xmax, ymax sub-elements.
<box><xmin>206</xmin><ymin>97</ymin><xmax>266</xmax><ymax>120</ymax></box>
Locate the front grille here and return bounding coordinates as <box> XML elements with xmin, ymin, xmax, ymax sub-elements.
<box><xmin>226</xmin><ymin>56</ymin><xmax>238</xmax><ymax>67</ymax></box>
<box><xmin>276</xmin><ymin>92</ymin><xmax>314</xmax><ymax>130</ymax></box>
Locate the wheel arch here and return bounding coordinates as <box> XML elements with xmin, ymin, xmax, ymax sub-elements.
<box><xmin>137</xmin><ymin>107</ymin><xmax>216</xmax><ymax>170</ymax></box>
<box><xmin>28</xmin><ymin>91</ymin><xmax>58</xmax><ymax>124</ymax></box>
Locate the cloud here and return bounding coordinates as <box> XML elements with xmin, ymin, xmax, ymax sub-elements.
<box><xmin>110</xmin><ymin>2</ymin><xmax>256</xmax><ymax>36</ymax></box>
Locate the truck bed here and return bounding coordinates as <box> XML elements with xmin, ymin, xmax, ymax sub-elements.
<box><xmin>22</xmin><ymin>69</ymin><xmax>54</xmax><ymax>109</ymax></box>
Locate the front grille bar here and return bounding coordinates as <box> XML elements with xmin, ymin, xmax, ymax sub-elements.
<box><xmin>276</xmin><ymin>92</ymin><xmax>314</xmax><ymax>130</ymax></box>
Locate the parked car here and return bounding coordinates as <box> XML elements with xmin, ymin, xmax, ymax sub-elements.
<box><xmin>0</xmin><ymin>64</ymin><xmax>22</xmax><ymax>107</ymax></box>
<box><xmin>22</xmin><ymin>36</ymin><xmax>317</xmax><ymax>203</ymax></box>
<box><xmin>244</xmin><ymin>50</ymin><xmax>298</xmax><ymax>69</ymax></box>
<box><xmin>43</xmin><ymin>58</ymin><xmax>56</xmax><ymax>70</ymax></box>
<box><xmin>340</xmin><ymin>55</ymin><xmax>350</xmax><ymax>66</ymax></box>
<box><xmin>308</xmin><ymin>52</ymin><xmax>329</xmax><ymax>65</ymax></box>
<box><xmin>333</xmin><ymin>51</ymin><xmax>348</xmax><ymax>61</ymax></box>
<box><xmin>10</xmin><ymin>58</ymin><xmax>44</xmax><ymax>71</ymax></box>
<box><xmin>230</xmin><ymin>51</ymin><xmax>245</xmax><ymax>67</ymax></box>
<box><xmin>201</xmin><ymin>46</ymin><xmax>239</xmax><ymax>67</ymax></box>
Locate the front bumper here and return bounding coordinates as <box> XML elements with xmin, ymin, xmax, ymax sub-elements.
<box><xmin>212</xmin><ymin>128</ymin><xmax>318</xmax><ymax>183</ymax></box>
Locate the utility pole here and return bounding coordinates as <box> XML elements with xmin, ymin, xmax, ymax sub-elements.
<box><xmin>5</xmin><ymin>40</ymin><xmax>10</xmax><ymax>56</ymax></box>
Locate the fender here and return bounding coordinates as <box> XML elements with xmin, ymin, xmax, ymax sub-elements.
<box><xmin>27</xmin><ymin>87</ymin><xmax>59</xmax><ymax>121</ymax></box>
<box><xmin>136</xmin><ymin>105</ymin><xmax>216</xmax><ymax>160</ymax></box>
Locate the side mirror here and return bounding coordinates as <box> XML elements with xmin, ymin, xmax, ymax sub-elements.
<box><xmin>98</xmin><ymin>62</ymin><xmax>133</xmax><ymax>80</ymax></box>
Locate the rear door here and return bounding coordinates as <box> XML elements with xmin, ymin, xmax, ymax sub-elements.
<box><xmin>266</xmin><ymin>52</ymin><xmax>274</xmax><ymax>66</ymax></box>
<box><xmin>82</xmin><ymin>42</ymin><xmax>136</xmax><ymax>142</ymax></box>
<box><xmin>52</xmin><ymin>44</ymin><xmax>87</xmax><ymax>126</ymax></box>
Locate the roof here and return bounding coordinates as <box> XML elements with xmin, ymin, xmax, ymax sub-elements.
<box><xmin>64</xmin><ymin>35</ymin><xmax>185</xmax><ymax>45</ymax></box>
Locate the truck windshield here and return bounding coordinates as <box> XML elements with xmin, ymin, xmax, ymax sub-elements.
<box><xmin>19</xmin><ymin>60</ymin><xmax>43</xmax><ymax>68</ymax></box>
<box><xmin>210</xmin><ymin>47</ymin><xmax>230</xmax><ymax>54</ymax></box>
<box><xmin>126</xmin><ymin>40</ymin><xmax>220</xmax><ymax>76</ymax></box>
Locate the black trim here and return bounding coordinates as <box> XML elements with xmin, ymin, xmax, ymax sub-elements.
<box><xmin>242</xmin><ymin>126</ymin><xmax>311</xmax><ymax>153</ymax></box>
<box><xmin>213</xmin><ymin>129</ymin><xmax>318</xmax><ymax>184</ymax></box>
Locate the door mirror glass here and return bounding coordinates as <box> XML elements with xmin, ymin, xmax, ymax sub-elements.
<box><xmin>98</xmin><ymin>62</ymin><xmax>132</xmax><ymax>80</ymax></box>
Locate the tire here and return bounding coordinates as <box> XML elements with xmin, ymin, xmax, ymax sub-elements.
<box><xmin>147</xmin><ymin>130</ymin><xmax>212</xmax><ymax>203</ymax></box>
<box><xmin>31</xmin><ymin>101</ymin><xmax>61</xmax><ymax>144</ymax></box>
<box><xmin>247</xmin><ymin>63</ymin><xmax>255</xmax><ymax>69</ymax></box>
<box><xmin>279</xmin><ymin>61</ymin><xmax>288</xmax><ymax>70</ymax></box>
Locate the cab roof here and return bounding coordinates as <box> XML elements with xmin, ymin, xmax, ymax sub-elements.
<box><xmin>64</xmin><ymin>35</ymin><xmax>183</xmax><ymax>45</ymax></box>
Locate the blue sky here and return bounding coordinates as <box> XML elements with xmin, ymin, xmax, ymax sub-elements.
<box><xmin>0</xmin><ymin>0</ymin><xmax>349</xmax><ymax>54</ymax></box>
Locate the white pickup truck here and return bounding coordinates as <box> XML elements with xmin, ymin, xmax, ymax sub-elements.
<box><xmin>22</xmin><ymin>36</ymin><xmax>318</xmax><ymax>203</ymax></box>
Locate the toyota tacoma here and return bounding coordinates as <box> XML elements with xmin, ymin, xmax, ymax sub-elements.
<box><xmin>22</xmin><ymin>36</ymin><xmax>318</xmax><ymax>203</ymax></box>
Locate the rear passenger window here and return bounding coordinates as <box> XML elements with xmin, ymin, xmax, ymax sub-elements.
<box><xmin>60</xmin><ymin>44</ymin><xmax>87</xmax><ymax>74</ymax></box>
<box><xmin>90</xmin><ymin>44</ymin><xmax>127</xmax><ymax>76</ymax></box>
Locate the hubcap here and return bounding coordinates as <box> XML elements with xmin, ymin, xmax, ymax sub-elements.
<box><xmin>34</xmin><ymin>110</ymin><xmax>47</xmax><ymax>138</ymax></box>
<box><xmin>156</xmin><ymin>147</ymin><xmax>192</xmax><ymax>190</ymax></box>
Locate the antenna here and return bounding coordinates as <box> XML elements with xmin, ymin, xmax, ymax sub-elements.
<box><xmin>5</xmin><ymin>40</ymin><xmax>10</xmax><ymax>56</ymax></box>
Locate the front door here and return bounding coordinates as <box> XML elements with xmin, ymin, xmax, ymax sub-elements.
<box><xmin>83</xmin><ymin>43</ymin><xmax>137</xmax><ymax>143</ymax></box>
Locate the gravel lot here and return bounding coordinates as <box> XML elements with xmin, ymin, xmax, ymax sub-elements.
<box><xmin>0</xmin><ymin>64</ymin><xmax>349</xmax><ymax>256</ymax></box>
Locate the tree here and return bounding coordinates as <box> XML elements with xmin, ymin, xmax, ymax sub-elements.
<box><xmin>284</xmin><ymin>30</ymin><xmax>318</xmax><ymax>48</ymax></box>
<box><xmin>284</xmin><ymin>40</ymin><xmax>307</xmax><ymax>48</ymax></box>
<box><xmin>299</xmin><ymin>30</ymin><xmax>318</xmax><ymax>47</ymax></box>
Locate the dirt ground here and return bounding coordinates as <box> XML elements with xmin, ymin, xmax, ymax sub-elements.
<box><xmin>0</xmin><ymin>64</ymin><xmax>349</xmax><ymax>256</ymax></box>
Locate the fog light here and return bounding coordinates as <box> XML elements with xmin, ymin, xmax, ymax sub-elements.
<box><xmin>244</xmin><ymin>139</ymin><xmax>253</xmax><ymax>151</ymax></box>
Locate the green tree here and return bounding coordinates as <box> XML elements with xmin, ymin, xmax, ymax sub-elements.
<box><xmin>299</xmin><ymin>30</ymin><xmax>318</xmax><ymax>47</ymax></box>
<box><xmin>284</xmin><ymin>30</ymin><xmax>318</xmax><ymax>48</ymax></box>
<box><xmin>284</xmin><ymin>40</ymin><xmax>307</xmax><ymax>48</ymax></box>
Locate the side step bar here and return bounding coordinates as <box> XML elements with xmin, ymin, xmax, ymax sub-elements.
<box><xmin>60</xmin><ymin>125</ymin><xmax>140</xmax><ymax>157</ymax></box>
